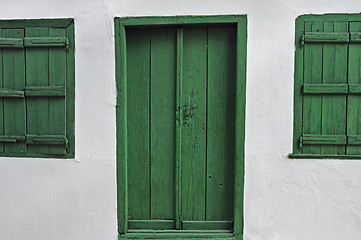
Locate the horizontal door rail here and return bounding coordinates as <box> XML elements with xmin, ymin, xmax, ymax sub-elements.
<box><xmin>303</xmin><ymin>84</ymin><xmax>361</xmax><ymax>94</ymax></box>
<box><xmin>128</xmin><ymin>220</ymin><xmax>233</xmax><ymax>231</ymax></box>
<box><xmin>182</xmin><ymin>221</ymin><xmax>233</xmax><ymax>230</ymax></box>
<box><xmin>128</xmin><ymin>220</ymin><xmax>175</xmax><ymax>230</ymax></box>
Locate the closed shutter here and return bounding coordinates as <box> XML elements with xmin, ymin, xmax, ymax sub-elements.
<box><xmin>300</xmin><ymin>20</ymin><xmax>361</xmax><ymax>155</ymax></box>
<box><xmin>0</xmin><ymin>24</ymin><xmax>70</xmax><ymax>156</ymax></box>
<box><xmin>301</xmin><ymin>21</ymin><xmax>348</xmax><ymax>154</ymax></box>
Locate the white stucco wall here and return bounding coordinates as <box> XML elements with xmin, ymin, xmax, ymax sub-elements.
<box><xmin>0</xmin><ymin>0</ymin><xmax>361</xmax><ymax>239</ymax></box>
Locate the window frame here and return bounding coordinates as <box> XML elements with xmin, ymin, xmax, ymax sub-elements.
<box><xmin>0</xmin><ymin>19</ymin><xmax>75</xmax><ymax>159</ymax></box>
<box><xmin>114</xmin><ymin>15</ymin><xmax>247</xmax><ymax>239</ymax></box>
<box><xmin>290</xmin><ymin>14</ymin><xmax>361</xmax><ymax>159</ymax></box>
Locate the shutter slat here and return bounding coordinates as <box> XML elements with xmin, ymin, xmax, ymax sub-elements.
<box><xmin>302</xmin><ymin>21</ymin><xmax>323</xmax><ymax>154</ymax></box>
<box><xmin>320</xmin><ymin>22</ymin><xmax>348</xmax><ymax>155</ymax></box>
<box><xmin>0</xmin><ymin>89</ymin><xmax>24</xmax><ymax>97</ymax></box>
<box><xmin>48</xmin><ymin>27</ymin><xmax>67</xmax><ymax>155</ymax></box>
<box><xmin>26</xmin><ymin>27</ymin><xmax>51</xmax><ymax>155</ymax></box>
<box><xmin>0</xmin><ymin>38</ymin><xmax>23</xmax><ymax>48</ymax></box>
<box><xmin>303</xmin><ymin>84</ymin><xmax>348</xmax><ymax>94</ymax></box>
<box><xmin>26</xmin><ymin>135</ymin><xmax>67</xmax><ymax>145</ymax></box>
<box><xmin>304</xmin><ymin>32</ymin><xmax>349</xmax><ymax>43</ymax></box>
<box><xmin>25</xmin><ymin>86</ymin><xmax>65</xmax><ymax>97</ymax></box>
<box><xmin>3</xmin><ymin>29</ymin><xmax>27</xmax><ymax>154</ymax></box>
<box><xmin>24</xmin><ymin>37</ymin><xmax>67</xmax><ymax>47</ymax></box>
<box><xmin>301</xmin><ymin>135</ymin><xmax>346</xmax><ymax>145</ymax></box>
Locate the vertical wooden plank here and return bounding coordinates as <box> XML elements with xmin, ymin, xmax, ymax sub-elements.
<box><xmin>206</xmin><ymin>26</ymin><xmax>236</xmax><ymax>222</ymax></box>
<box><xmin>48</xmin><ymin>27</ymin><xmax>67</xmax><ymax>154</ymax></box>
<box><xmin>25</xmin><ymin>27</ymin><xmax>49</xmax><ymax>154</ymax></box>
<box><xmin>175</xmin><ymin>27</ymin><xmax>183</xmax><ymax>230</ymax></box>
<box><xmin>293</xmin><ymin>17</ymin><xmax>305</xmax><ymax>154</ymax></box>
<box><xmin>0</xmin><ymin>28</ymin><xmax>4</xmax><ymax>153</ymax></box>
<box><xmin>302</xmin><ymin>22</ymin><xmax>323</xmax><ymax>154</ymax></box>
<box><xmin>3</xmin><ymin>28</ymin><xmax>26</xmax><ymax>153</ymax></box>
<box><xmin>150</xmin><ymin>27</ymin><xmax>177</xmax><ymax>220</ymax></box>
<box><xmin>233</xmin><ymin>18</ymin><xmax>247</xmax><ymax>237</ymax></box>
<box><xmin>66</xmin><ymin>22</ymin><xmax>75</xmax><ymax>157</ymax></box>
<box><xmin>321</xmin><ymin>21</ymin><xmax>347</xmax><ymax>154</ymax></box>
<box><xmin>126</xmin><ymin>27</ymin><xmax>151</xmax><ymax>220</ymax></box>
<box><xmin>347</xmin><ymin>21</ymin><xmax>361</xmax><ymax>155</ymax></box>
<box><xmin>181</xmin><ymin>26</ymin><xmax>207</xmax><ymax>221</ymax></box>
<box><xmin>116</xmin><ymin>22</ymin><xmax>128</xmax><ymax>233</ymax></box>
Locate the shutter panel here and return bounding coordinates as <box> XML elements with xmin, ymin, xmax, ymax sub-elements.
<box><xmin>347</xmin><ymin>22</ymin><xmax>361</xmax><ymax>154</ymax></box>
<box><xmin>1</xmin><ymin>29</ymin><xmax>26</xmax><ymax>153</ymax></box>
<box><xmin>302</xmin><ymin>21</ymin><xmax>348</xmax><ymax>154</ymax></box>
<box><xmin>25</xmin><ymin>27</ymin><xmax>67</xmax><ymax>155</ymax></box>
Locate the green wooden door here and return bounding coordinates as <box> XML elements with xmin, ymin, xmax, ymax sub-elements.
<box><xmin>125</xmin><ymin>25</ymin><xmax>236</xmax><ymax>231</ymax></box>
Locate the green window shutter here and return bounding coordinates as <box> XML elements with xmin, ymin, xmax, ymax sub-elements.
<box><xmin>292</xmin><ymin>15</ymin><xmax>361</xmax><ymax>159</ymax></box>
<box><xmin>0</xmin><ymin>19</ymin><xmax>74</xmax><ymax>158</ymax></box>
<box><xmin>301</xmin><ymin>21</ymin><xmax>348</xmax><ymax>155</ymax></box>
<box><xmin>25</xmin><ymin>27</ymin><xmax>67</xmax><ymax>155</ymax></box>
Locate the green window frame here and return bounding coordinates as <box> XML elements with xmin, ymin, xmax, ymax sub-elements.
<box><xmin>115</xmin><ymin>15</ymin><xmax>247</xmax><ymax>239</ymax></box>
<box><xmin>290</xmin><ymin>14</ymin><xmax>361</xmax><ymax>159</ymax></box>
<box><xmin>0</xmin><ymin>19</ymin><xmax>75</xmax><ymax>158</ymax></box>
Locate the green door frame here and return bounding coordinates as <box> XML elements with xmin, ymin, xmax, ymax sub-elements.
<box><xmin>115</xmin><ymin>15</ymin><xmax>247</xmax><ymax>239</ymax></box>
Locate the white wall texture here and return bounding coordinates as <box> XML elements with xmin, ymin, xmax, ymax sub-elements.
<box><xmin>0</xmin><ymin>0</ymin><xmax>361</xmax><ymax>239</ymax></box>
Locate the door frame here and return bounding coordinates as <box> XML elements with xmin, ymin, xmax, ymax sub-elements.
<box><xmin>115</xmin><ymin>15</ymin><xmax>247</xmax><ymax>239</ymax></box>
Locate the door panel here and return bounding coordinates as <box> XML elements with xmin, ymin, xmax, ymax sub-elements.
<box><xmin>126</xmin><ymin>28</ymin><xmax>151</xmax><ymax>220</ymax></box>
<box><xmin>150</xmin><ymin>27</ymin><xmax>177</xmax><ymax>219</ymax></box>
<box><xmin>181</xmin><ymin>26</ymin><xmax>208</xmax><ymax>221</ymax></box>
<box><xmin>206</xmin><ymin>26</ymin><xmax>236</xmax><ymax>221</ymax></box>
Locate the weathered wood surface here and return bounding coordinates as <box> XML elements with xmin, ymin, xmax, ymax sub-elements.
<box><xmin>125</xmin><ymin>25</ymin><xmax>237</xmax><ymax>231</ymax></box>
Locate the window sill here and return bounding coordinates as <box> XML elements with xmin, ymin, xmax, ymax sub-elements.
<box><xmin>288</xmin><ymin>153</ymin><xmax>361</xmax><ymax>159</ymax></box>
<box><xmin>0</xmin><ymin>153</ymin><xmax>74</xmax><ymax>159</ymax></box>
<box><xmin>119</xmin><ymin>230</ymin><xmax>237</xmax><ymax>239</ymax></box>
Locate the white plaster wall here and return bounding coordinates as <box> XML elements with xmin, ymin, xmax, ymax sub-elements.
<box><xmin>0</xmin><ymin>0</ymin><xmax>361</xmax><ymax>239</ymax></box>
